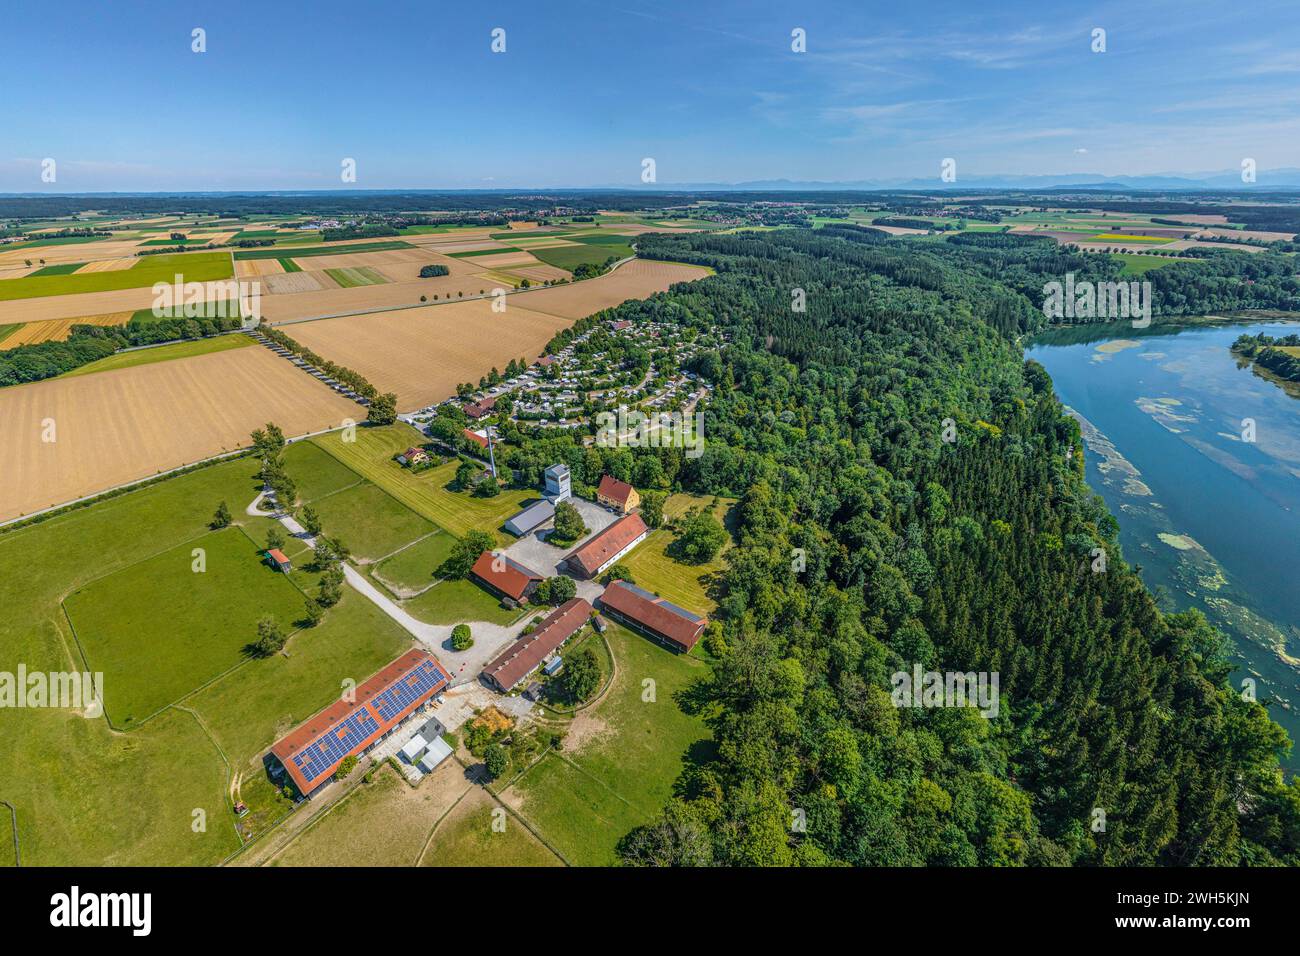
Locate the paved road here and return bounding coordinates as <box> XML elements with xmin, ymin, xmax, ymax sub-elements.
<box><xmin>247</xmin><ymin>491</ymin><xmax>529</xmax><ymax>685</ymax></box>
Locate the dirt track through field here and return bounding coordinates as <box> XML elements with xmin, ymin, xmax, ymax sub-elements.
<box><xmin>0</xmin><ymin>345</ymin><xmax>359</xmax><ymax>522</ymax></box>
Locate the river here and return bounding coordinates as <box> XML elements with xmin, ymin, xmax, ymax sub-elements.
<box><xmin>1026</xmin><ymin>317</ymin><xmax>1300</xmax><ymax>769</ymax></box>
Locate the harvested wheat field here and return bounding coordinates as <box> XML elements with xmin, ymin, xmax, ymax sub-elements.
<box><xmin>405</xmin><ymin>228</ymin><xmax>496</xmax><ymax>244</ymax></box>
<box><xmin>0</xmin><ymin>239</ymin><xmax>145</xmax><ymax>266</ymax></box>
<box><xmin>236</xmin><ymin>258</ymin><xmax>286</xmax><ymax>278</ymax></box>
<box><xmin>2</xmin><ymin>312</ymin><xmax>132</xmax><ymax>346</ymax></box>
<box><xmin>506</xmin><ymin>264</ymin><xmax>571</xmax><ymax>283</ymax></box>
<box><xmin>512</xmin><ymin>258</ymin><xmax>710</xmax><ymax>319</ymax></box>
<box><xmin>263</xmin><ymin>270</ymin><xmax>338</xmax><ymax>294</ymax></box>
<box><xmin>286</xmin><ymin>298</ymin><xmax>577</xmax><ymax>409</ymax></box>
<box><xmin>74</xmin><ymin>257</ymin><xmax>139</xmax><ymax>273</ymax></box>
<box><xmin>0</xmin><ymin>345</ymin><xmax>359</xmax><ymax>521</ymax></box>
<box><xmin>469</xmin><ymin>251</ymin><xmax>543</xmax><ymax>268</ymax></box>
<box><xmin>419</xmin><ymin>239</ymin><xmax>506</xmax><ymax>254</ymax></box>
<box><xmin>283</xmin><ymin>259</ymin><xmax>710</xmax><ymax>409</ymax></box>
<box><xmin>0</xmin><ymin>280</ymin><xmax>241</xmax><ymax>324</ymax></box>
<box><xmin>260</xmin><ymin>273</ymin><xmax>498</xmax><ymax>322</ymax></box>
<box><xmin>292</xmin><ymin>247</ymin><xmax>430</xmax><ymax>272</ymax></box>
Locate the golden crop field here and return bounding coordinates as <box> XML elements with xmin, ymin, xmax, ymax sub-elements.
<box><xmin>282</xmin><ymin>259</ymin><xmax>710</xmax><ymax>409</ymax></box>
<box><xmin>286</xmin><ymin>298</ymin><xmax>576</xmax><ymax>409</ymax></box>
<box><xmin>511</xmin><ymin>258</ymin><xmax>709</xmax><ymax>318</ymax></box>
<box><xmin>0</xmin><ymin>278</ymin><xmax>239</xmax><ymax>324</ymax></box>
<box><xmin>1</xmin><ymin>312</ymin><xmax>132</xmax><ymax>346</ymax></box>
<box><xmin>0</xmin><ymin>345</ymin><xmax>359</xmax><ymax>522</ymax></box>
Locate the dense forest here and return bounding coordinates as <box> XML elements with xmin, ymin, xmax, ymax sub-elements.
<box><xmin>510</xmin><ymin>228</ymin><xmax>1299</xmax><ymax>866</ymax></box>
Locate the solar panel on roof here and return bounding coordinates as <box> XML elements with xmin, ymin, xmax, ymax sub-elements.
<box><xmin>280</xmin><ymin>657</ymin><xmax>450</xmax><ymax>787</ymax></box>
<box><xmin>656</xmin><ymin>598</ymin><xmax>701</xmax><ymax>621</ymax></box>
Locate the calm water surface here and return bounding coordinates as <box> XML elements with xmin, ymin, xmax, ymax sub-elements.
<box><xmin>1026</xmin><ymin>319</ymin><xmax>1300</xmax><ymax>768</ymax></box>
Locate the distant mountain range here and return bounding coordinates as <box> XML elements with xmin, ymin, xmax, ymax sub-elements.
<box><xmin>9</xmin><ymin>169</ymin><xmax>1300</xmax><ymax>198</ymax></box>
<box><xmin>603</xmin><ymin>170</ymin><xmax>1300</xmax><ymax>192</ymax></box>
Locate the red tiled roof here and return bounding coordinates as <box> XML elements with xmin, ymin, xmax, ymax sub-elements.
<box><xmin>567</xmin><ymin>513</ymin><xmax>648</xmax><ymax>577</ymax></box>
<box><xmin>600</xmin><ymin>581</ymin><xmax>707</xmax><ymax>652</ymax></box>
<box><xmin>270</xmin><ymin>649</ymin><xmax>450</xmax><ymax>794</ymax></box>
<box><xmin>596</xmin><ymin>475</ymin><xmax>635</xmax><ymax>506</ymax></box>
<box><xmin>471</xmin><ymin>550</ymin><xmax>543</xmax><ymax>601</ymax></box>
<box><xmin>464</xmin><ymin>397</ymin><xmax>497</xmax><ymax>419</ymax></box>
<box><xmin>267</xmin><ymin>548</ymin><xmax>290</xmax><ymax>564</ymax></box>
<box><xmin>463</xmin><ymin>429</ymin><xmax>489</xmax><ymax>448</ymax></box>
<box><xmin>481</xmin><ymin>598</ymin><xmax>592</xmax><ymax>691</ymax></box>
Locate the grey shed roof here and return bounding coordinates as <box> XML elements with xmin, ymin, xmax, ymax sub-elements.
<box><xmin>505</xmin><ymin>499</ymin><xmax>556</xmax><ymax>535</ymax></box>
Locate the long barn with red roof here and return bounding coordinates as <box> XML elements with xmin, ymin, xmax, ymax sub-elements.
<box><xmin>269</xmin><ymin>649</ymin><xmax>450</xmax><ymax>797</ymax></box>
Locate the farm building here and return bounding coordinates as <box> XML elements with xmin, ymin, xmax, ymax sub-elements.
<box><xmin>564</xmin><ymin>513</ymin><xmax>648</xmax><ymax>578</ymax></box>
<box><xmin>265</xmin><ymin>548</ymin><xmax>292</xmax><ymax>573</ymax></box>
<box><xmin>400</xmin><ymin>718</ymin><xmax>452</xmax><ymax>773</ymax></box>
<box><xmin>269</xmin><ymin>649</ymin><xmax>450</xmax><ymax>798</ymax></box>
<box><xmin>596</xmin><ymin>475</ymin><xmax>640</xmax><ymax>514</ymax></box>
<box><xmin>396</xmin><ymin>446</ymin><xmax>430</xmax><ymax>467</ymax></box>
<box><xmin>504</xmin><ymin>499</ymin><xmax>555</xmax><ymax>537</ymax></box>
<box><xmin>544</xmin><ymin>463</ymin><xmax>571</xmax><ymax>502</ymax></box>
<box><xmin>463</xmin><ymin>428</ymin><xmax>489</xmax><ymax>450</ymax></box>
<box><xmin>481</xmin><ymin>598</ymin><xmax>592</xmax><ymax>692</ymax></box>
<box><xmin>418</xmin><ymin>737</ymin><xmax>454</xmax><ymax>773</ymax></box>
<box><xmin>599</xmin><ymin>581</ymin><xmax>707</xmax><ymax>653</ymax></box>
<box><xmin>463</xmin><ymin>397</ymin><xmax>496</xmax><ymax>420</ymax></box>
<box><xmin>471</xmin><ymin>550</ymin><xmax>544</xmax><ymax>603</ymax></box>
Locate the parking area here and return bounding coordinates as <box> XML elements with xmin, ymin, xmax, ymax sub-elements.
<box><xmin>501</xmin><ymin>497</ymin><xmax>619</xmax><ymax>579</ymax></box>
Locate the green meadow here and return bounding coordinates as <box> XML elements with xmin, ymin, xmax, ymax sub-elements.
<box><xmin>61</xmin><ymin>526</ymin><xmax>307</xmax><ymax>727</ymax></box>
<box><xmin>531</xmin><ymin>242</ymin><xmax>633</xmax><ymax>271</ymax></box>
<box><xmin>0</xmin><ymin>453</ymin><xmax>407</xmax><ymax>864</ymax></box>
<box><xmin>325</xmin><ymin>266</ymin><xmax>388</xmax><ymax>288</ymax></box>
<box><xmin>503</xmin><ymin>622</ymin><xmax>712</xmax><ymax>864</ymax></box>
<box><xmin>60</xmin><ymin>334</ymin><xmax>253</xmax><ymax>379</ymax></box>
<box><xmin>0</xmin><ymin>252</ymin><xmax>234</xmax><ymax>301</ymax></box>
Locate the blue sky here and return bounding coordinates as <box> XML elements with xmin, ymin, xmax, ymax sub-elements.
<box><xmin>3</xmin><ymin>0</ymin><xmax>1299</xmax><ymax>190</ymax></box>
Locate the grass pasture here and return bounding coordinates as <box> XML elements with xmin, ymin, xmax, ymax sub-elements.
<box><xmin>282</xmin><ymin>439</ymin><xmax>363</xmax><ymax>503</ymax></box>
<box><xmin>0</xmin><ymin>252</ymin><xmax>233</xmax><ymax>301</ymax></box>
<box><xmin>272</xmin><ymin>759</ymin><xmax>469</xmax><ymax>867</ymax></box>
<box><xmin>304</xmin><ymin>480</ymin><xmax>437</xmax><ymax>563</ymax></box>
<box><xmin>402</xmin><ymin>577</ymin><xmax>522</xmax><ymax>626</ymax></box>
<box><xmin>421</xmin><ymin>786</ymin><xmax>563</xmax><ymax>866</ymax></box>
<box><xmin>310</xmin><ymin>425</ymin><xmax>534</xmax><ymax>542</ymax></box>
<box><xmin>325</xmin><ymin>266</ymin><xmax>388</xmax><ymax>288</ymax></box>
<box><xmin>1113</xmin><ymin>253</ymin><xmax>1187</xmax><ymax>276</ymax></box>
<box><xmin>59</xmin><ymin>333</ymin><xmax>254</xmax><ymax>378</ymax></box>
<box><xmin>531</xmin><ymin>242</ymin><xmax>633</xmax><ymax>272</ymax></box>
<box><xmin>61</xmin><ymin>525</ymin><xmax>306</xmax><ymax>726</ymax></box>
<box><xmin>502</xmin><ymin>623</ymin><xmax>711</xmax><ymax>864</ymax></box>
<box><xmin>620</xmin><ymin>492</ymin><xmax>732</xmax><ymax>613</ymax></box>
<box><xmin>372</xmin><ymin>531</ymin><xmax>458</xmax><ymax>595</ymax></box>
<box><xmin>0</xmin><ymin>445</ymin><xmax>421</xmax><ymax>865</ymax></box>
